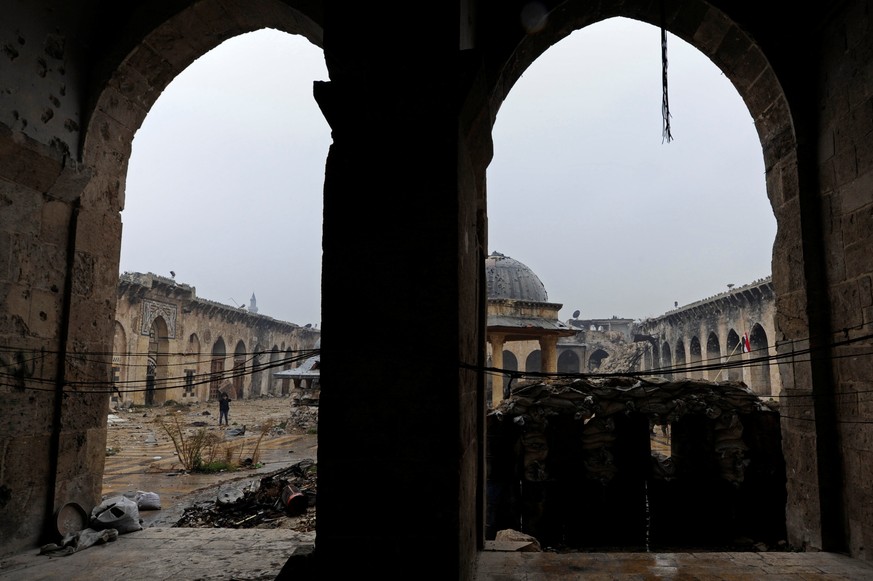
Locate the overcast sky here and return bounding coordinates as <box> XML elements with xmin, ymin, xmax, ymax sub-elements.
<box><xmin>121</xmin><ymin>17</ymin><xmax>776</xmax><ymax>327</ymax></box>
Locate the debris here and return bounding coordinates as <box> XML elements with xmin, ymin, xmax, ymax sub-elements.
<box><xmin>494</xmin><ymin>529</ymin><xmax>542</xmax><ymax>552</ymax></box>
<box><xmin>40</xmin><ymin>528</ymin><xmax>119</xmax><ymax>556</ymax></box>
<box><xmin>133</xmin><ymin>490</ymin><xmax>161</xmax><ymax>511</ymax></box>
<box><xmin>227</xmin><ymin>425</ymin><xmax>247</xmax><ymax>436</ymax></box>
<box><xmin>91</xmin><ymin>495</ymin><xmax>142</xmax><ymax>534</ymax></box>
<box><xmin>173</xmin><ymin>460</ymin><xmax>316</xmax><ymax>531</ymax></box>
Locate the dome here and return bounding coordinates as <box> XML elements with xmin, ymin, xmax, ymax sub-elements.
<box><xmin>485</xmin><ymin>251</ymin><xmax>549</xmax><ymax>302</ymax></box>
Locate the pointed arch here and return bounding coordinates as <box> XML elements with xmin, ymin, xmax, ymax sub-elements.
<box><xmin>147</xmin><ymin>316</ymin><xmax>170</xmax><ymax>405</ymax></box>
<box><xmin>210</xmin><ymin>337</ymin><xmax>227</xmax><ymax>400</ymax></box>
<box><xmin>660</xmin><ymin>342</ymin><xmax>672</xmax><ymax>379</ymax></box>
<box><xmin>674</xmin><ymin>339</ymin><xmax>687</xmax><ymax>379</ymax></box>
<box><xmin>748</xmin><ymin>323</ymin><xmax>772</xmax><ymax>396</ymax></box>
<box><xmin>233</xmin><ymin>340</ymin><xmax>247</xmax><ymax>399</ymax></box>
<box><xmin>588</xmin><ymin>348</ymin><xmax>609</xmax><ymax>371</ymax></box>
<box><xmin>725</xmin><ymin>329</ymin><xmax>743</xmax><ymax>382</ymax></box>
<box><xmin>689</xmin><ymin>336</ymin><xmax>702</xmax><ymax>379</ymax></box>
<box><xmin>706</xmin><ymin>332</ymin><xmax>721</xmax><ymax>380</ymax></box>
<box><xmin>186</xmin><ymin>333</ymin><xmax>202</xmax><ymax>400</ymax></box>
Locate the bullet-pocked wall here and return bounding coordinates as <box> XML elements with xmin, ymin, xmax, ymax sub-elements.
<box><xmin>2</xmin><ymin>1</ymin><xmax>873</xmax><ymax>577</ymax></box>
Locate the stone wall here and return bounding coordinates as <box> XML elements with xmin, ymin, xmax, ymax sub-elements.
<box><xmin>114</xmin><ymin>272</ymin><xmax>320</xmax><ymax>406</ymax></box>
<box><xmin>637</xmin><ymin>278</ymin><xmax>779</xmax><ymax>396</ymax></box>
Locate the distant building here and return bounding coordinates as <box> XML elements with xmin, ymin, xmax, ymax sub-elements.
<box><xmin>112</xmin><ymin>272</ymin><xmax>320</xmax><ymax>405</ymax></box>
<box><xmin>484</xmin><ymin>252</ymin><xmax>575</xmax><ymax>404</ymax></box>
<box><xmin>635</xmin><ymin>277</ymin><xmax>779</xmax><ymax>397</ymax></box>
<box><xmin>484</xmin><ymin>254</ymin><xmax>778</xmax><ymax>398</ymax></box>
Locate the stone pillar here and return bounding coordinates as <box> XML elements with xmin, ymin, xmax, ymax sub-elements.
<box><xmin>539</xmin><ymin>335</ymin><xmax>558</xmax><ymax>374</ymax></box>
<box><xmin>311</xmin><ymin>3</ymin><xmax>483</xmax><ymax>578</ymax></box>
<box><xmin>490</xmin><ymin>333</ymin><xmax>506</xmax><ymax>405</ymax></box>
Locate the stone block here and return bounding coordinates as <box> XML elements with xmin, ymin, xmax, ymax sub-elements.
<box><xmin>0</xmin><ymin>179</ymin><xmax>41</xmax><ymax>235</ymax></box>
<box><xmin>845</xmin><ymin>239</ymin><xmax>873</xmax><ymax>279</ymax></box>
<box><xmin>39</xmin><ymin>199</ymin><xmax>71</xmax><ymax>246</ymax></box>
<box><xmin>832</xmin><ymin>146</ymin><xmax>858</xmax><ymax>189</ymax></box>
<box><xmin>0</xmin><ymin>127</ymin><xmax>65</xmax><ymax>193</ymax></box>
<box><xmin>840</xmin><ymin>168</ymin><xmax>873</xmax><ymax>214</ymax></box>
<box><xmin>82</xmin><ymin>109</ymin><xmax>133</xmax><ymax>167</ymax></box>
<box><xmin>0</xmin><ymin>433</ymin><xmax>53</xmax><ymax>552</ymax></box>
<box><xmin>841</xmin><ymin>206</ymin><xmax>873</xmax><ymax>248</ymax></box>
<box><xmin>121</xmin><ymin>42</ymin><xmax>175</xmax><ymax>101</ymax></box>
<box><xmin>0</xmin><ymin>231</ymin><xmax>10</xmax><ymax>282</ymax></box>
<box><xmin>27</xmin><ymin>287</ymin><xmax>61</xmax><ymax>339</ymax></box>
<box><xmin>692</xmin><ymin>6</ymin><xmax>731</xmax><ymax>57</ymax></box>
<box><xmin>830</xmin><ymin>281</ymin><xmax>862</xmax><ymax>329</ymax></box>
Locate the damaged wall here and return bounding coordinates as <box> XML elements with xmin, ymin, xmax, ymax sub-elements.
<box><xmin>114</xmin><ymin>272</ymin><xmax>320</xmax><ymax>404</ymax></box>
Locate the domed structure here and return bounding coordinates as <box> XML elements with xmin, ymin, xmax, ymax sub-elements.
<box><xmin>485</xmin><ymin>252</ymin><xmax>549</xmax><ymax>302</ymax></box>
<box><xmin>484</xmin><ymin>252</ymin><xmax>574</xmax><ymax>406</ymax></box>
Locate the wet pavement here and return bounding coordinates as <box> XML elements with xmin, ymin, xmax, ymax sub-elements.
<box><xmin>4</xmin><ymin>534</ymin><xmax>873</xmax><ymax>580</ymax></box>
<box><xmin>102</xmin><ymin>431</ymin><xmax>319</xmax><ymax>527</ymax></box>
<box><xmin>3</xmin><ymin>404</ymin><xmax>873</xmax><ymax>579</ymax></box>
<box><xmin>476</xmin><ymin>548</ymin><xmax>873</xmax><ymax>580</ymax></box>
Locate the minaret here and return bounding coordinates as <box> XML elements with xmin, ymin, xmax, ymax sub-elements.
<box><xmin>249</xmin><ymin>293</ymin><xmax>258</xmax><ymax>314</ymax></box>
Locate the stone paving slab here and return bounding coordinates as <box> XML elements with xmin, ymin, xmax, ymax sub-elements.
<box><xmin>0</xmin><ymin>528</ymin><xmax>315</xmax><ymax>581</ymax></box>
<box><xmin>475</xmin><ymin>550</ymin><xmax>873</xmax><ymax>580</ymax></box>
<box><xmin>4</xmin><ymin>531</ymin><xmax>873</xmax><ymax>580</ymax></box>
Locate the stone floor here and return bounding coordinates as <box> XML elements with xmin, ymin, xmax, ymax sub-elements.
<box><xmin>4</xmin><ymin>403</ymin><xmax>872</xmax><ymax>580</ymax></box>
<box><xmin>3</xmin><ymin>533</ymin><xmax>873</xmax><ymax>580</ymax></box>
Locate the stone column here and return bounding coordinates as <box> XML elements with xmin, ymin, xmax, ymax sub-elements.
<box><xmin>312</xmin><ymin>2</ymin><xmax>482</xmax><ymax>576</ymax></box>
<box><xmin>490</xmin><ymin>333</ymin><xmax>506</xmax><ymax>405</ymax></box>
<box><xmin>539</xmin><ymin>335</ymin><xmax>558</xmax><ymax>374</ymax></box>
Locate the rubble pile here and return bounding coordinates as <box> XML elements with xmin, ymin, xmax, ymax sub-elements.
<box><xmin>594</xmin><ymin>342</ymin><xmax>648</xmax><ymax>373</ymax></box>
<box><xmin>486</xmin><ymin>376</ymin><xmax>787</xmax><ymax>550</ymax></box>
<box><xmin>494</xmin><ymin>375</ymin><xmax>776</xmax><ymax>425</ymax></box>
<box><xmin>174</xmin><ymin>459</ymin><xmax>317</xmax><ymax>531</ymax></box>
<box><xmin>287</xmin><ymin>405</ymin><xmax>319</xmax><ymax>432</ymax></box>
<box><xmin>490</xmin><ymin>375</ymin><xmax>778</xmax><ymax>486</ymax></box>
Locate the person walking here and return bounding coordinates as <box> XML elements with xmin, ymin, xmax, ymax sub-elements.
<box><xmin>219</xmin><ymin>392</ymin><xmax>230</xmax><ymax>426</ymax></box>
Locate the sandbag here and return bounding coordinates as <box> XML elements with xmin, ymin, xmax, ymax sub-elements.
<box><xmin>91</xmin><ymin>495</ymin><xmax>142</xmax><ymax>534</ymax></box>
<box><xmin>134</xmin><ymin>490</ymin><xmax>161</xmax><ymax>511</ymax></box>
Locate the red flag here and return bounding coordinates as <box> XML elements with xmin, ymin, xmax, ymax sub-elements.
<box><xmin>742</xmin><ymin>332</ymin><xmax>751</xmax><ymax>353</ymax></box>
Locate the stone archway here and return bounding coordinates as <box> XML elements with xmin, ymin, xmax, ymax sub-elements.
<box><xmin>476</xmin><ymin>1</ymin><xmax>823</xmax><ymax>558</ymax></box>
<box><xmin>674</xmin><ymin>338</ymin><xmax>687</xmax><ymax>378</ymax></box>
<box><xmin>1</xmin><ymin>0</ymin><xmax>849</xmax><ymax>569</ymax></box>
<box><xmin>557</xmin><ymin>350</ymin><xmax>580</xmax><ymax>373</ymax></box>
<box><xmin>588</xmin><ymin>348</ymin><xmax>609</xmax><ymax>371</ymax></box>
<box><xmin>706</xmin><ymin>332</ymin><xmax>721</xmax><ymax>381</ymax></box>
<box><xmin>689</xmin><ymin>336</ymin><xmax>702</xmax><ymax>379</ymax></box>
<box><xmin>210</xmin><ymin>337</ymin><xmax>227</xmax><ymax>401</ymax></box>
<box><xmin>146</xmin><ymin>316</ymin><xmax>169</xmax><ymax>405</ymax></box>
<box><xmin>726</xmin><ymin>329</ymin><xmax>744</xmax><ymax>382</ymax></box>
<box><xmin>660</xmin><ymin>342</ymin><xmax>672</xmax><ymax>379</ymax></box>
<box><xmin>233</xmin><ymin>340</ymin><xmax>247</xmax><ymax>399</ymax></box>
<box><xmin>749</xmin><ymin>322</ymin><xmax>772</xmax><ymax>396</ymax></box>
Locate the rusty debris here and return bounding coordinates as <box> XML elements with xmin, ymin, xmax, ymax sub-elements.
<box><xmin>174</xmin><ymin>459</ymin><xmax>317</xmax><ymax>531</ymax></box>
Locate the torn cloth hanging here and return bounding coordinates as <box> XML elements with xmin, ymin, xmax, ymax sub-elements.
<box><xmin>661</xmin><ymin>11</ymin><xmax>673</xmax><ymax>142</ymax></box>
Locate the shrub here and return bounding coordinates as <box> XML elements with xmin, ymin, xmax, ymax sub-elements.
<box><xmin>157</xmin><ymin>414</ymin><xmax>223</xmax><ymax>471</ymax></box>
